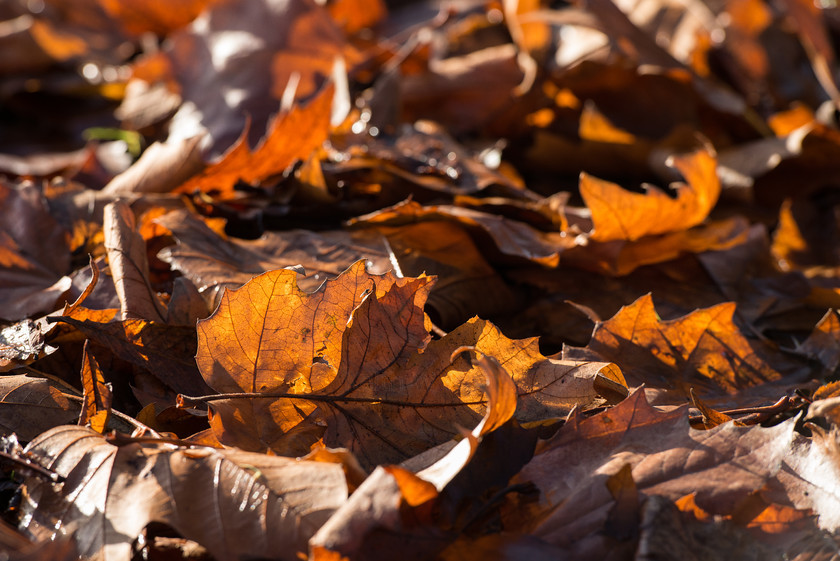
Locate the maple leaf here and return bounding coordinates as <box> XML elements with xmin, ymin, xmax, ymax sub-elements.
<box><xmin>189</xmin><ymin>262</ymin><xmax>625</xmax><ymax>467</ymax></box>
<box><xmin>564</xmin><ymin>293</ymin><xmax>810</xmax><ymax>401</ymax></box>
<box><xmin>19</xmin><ymin>426</ymin><xmax>348</xmax><ymax>561</ymax></box>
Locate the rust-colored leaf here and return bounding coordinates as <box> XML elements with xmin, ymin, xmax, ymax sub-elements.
<box><xmin>175</xmin><ymin>85</ymin><xmax>334</xmax><ymax>199</ymax></box>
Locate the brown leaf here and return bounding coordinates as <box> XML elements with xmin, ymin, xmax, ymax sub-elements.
<box><xmin>156</xmin><ymin>208</ymin><xmax>392</xmax><ymax>303</ymax></box>
<box><xmin>101</xmin><ymin>137</ymin><xmax>205</xmax><ymax>195</ymax></box>
<box><xmin>103</xmin><ymin>201</ymin><xmax>167</xmax><ymax>322</ymax></box>
<box><xmin>0</xmin><ymin>375</ymin><xmax>78</xmax><ymax>441</ymax></box>
<box><xmin>0</xmin><ymin>181</ymin><xmax>72</xmax><ymax>321</ymax></box>
<box><xmin>798</xmin><ymin>310</ymin><xmax>840</xmax><ymax>375</ymax></box>
<box><xmin>349</xmin><ymin>199</ymin><xmax>570</xmax><ymax>267</ymax></box>
<box><xmin>505</xmin><ymin>389</ymin><xmax>797</xmax><ymax>554</ymax></box>
<box><xmin>175</xmin><ymin>85</ymin><xmax>334</xmax><ymax>199</ymax></box>
<box><xmin>78</xmin><ymin>340</ymin><xmax>112</xmax><ymax>433</ymax></box>
<box><xmin>55</xmin><ymin>313</ymin><xmax>212</xmax><ymax>400</ymax></box>
<box><xmin>20</xmin><ymin>426</ymin><xmax>348</xmax><ymax>560</ymax></box>
<box><xmin>165</xmin><ymin>0</ymin><xmax>347</xmax><ymax>156</ymax></box>
<box><xmin>310</xmin><ymin>362</ymin><xmax>533</xmax><ymax>561</ymax></box>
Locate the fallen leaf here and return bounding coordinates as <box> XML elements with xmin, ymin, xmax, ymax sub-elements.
<box><xmin>156</xmin><ymin>208</ymin><xmax>392</xmax><ymax>303</ymax></box>
<box><xmin>564</xmin><ymin>293</ymin><xmax>806</xmax><ymax>401</ymax></box>
<box><xmin>174</xmin><ymin>85</ymin><xmax>334</xmax><ymax>199</ymax></box>
<box><xmin>78</xmin><ymin>340</ymin><xmax>112</xmax><ymax>433</ymax></box>
<box><xmin>504</xmin><ymin>389</ymin><xmax>798</xmax><ymax>555</ymax></box>
<box><xmin>0</xmin><ymin>375</ymin><xmax>78</xmax><ymax>441</ymax></box>
<box><xmin>581</xmin><ymin>149</ymin><xmax>720</xmax><ymax>242</ymax></box>
<box><xmin>0</xmin><ymin>181</ymin><xmax>73</xmax><ymax>321</ymax></box>
<box><xmin>103</xmin><ymin>201</ymin><xmax>167</xmax><ymax>322</ymax></box>
<box><xmin>191</xmin><ymin>263</ymin><xmax>625</xmax><ymax>466</ymax></box>
<box><xmin>20</xmin><ymin>425</ymin><xmax>348</xmax><ymax>561</ymax></box>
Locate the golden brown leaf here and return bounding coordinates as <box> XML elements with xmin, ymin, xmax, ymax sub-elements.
<box><xmin>567</xmin><ymin>293</ymin><xmax>798</xmax><ymax>399</ymax></box>
<box><xmin>175</xmin><ymin>85</ymin><xmax>333</xmax><ymax>199</ymax></box>
<box><xmin>581</xmin><ymin>149</ymin><xmax>720</xmax><ymax>242</ymax></box>
<box><xmin>193</xmin><ymin>263</ymin><xmax>625</xmax><ymax>467</ymax></box>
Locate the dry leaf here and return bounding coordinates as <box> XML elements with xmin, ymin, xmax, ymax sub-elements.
<box><xmin>20</xmin><ymin>426</ymin><xmax>348</xmax><ymax>561</ymax></box>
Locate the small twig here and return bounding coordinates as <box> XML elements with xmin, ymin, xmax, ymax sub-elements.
<box><xmin>63</xmin><ymin>394</ymin><xmax>162</xmax><ymax>437</ymax></box>
<box><xmin>688</xmin><ymin>394</ymin><xmax>797</xmax><ymax>425</ymax></box>
<box><xmin>0</xmin><ymin>450</ymin><xmax>64</xmax><ymax>483</ymax></box>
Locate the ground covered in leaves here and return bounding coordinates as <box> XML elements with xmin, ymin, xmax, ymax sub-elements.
<box><xmin>2</xmin><ymin>0</ymin><xmax>840</xmax><ymax>559</ymax></box>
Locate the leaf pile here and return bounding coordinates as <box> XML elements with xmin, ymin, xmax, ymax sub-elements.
<box><xmin>2</xmin><ymin>0</ymin><xmax>840</xmax><ymax>559</ymax></box>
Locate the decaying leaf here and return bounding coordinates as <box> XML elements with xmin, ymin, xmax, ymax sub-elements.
<box><xmin>504</xmin><ymin>389</ymin><xmax>801</xmax><ymax>557</ymax></box>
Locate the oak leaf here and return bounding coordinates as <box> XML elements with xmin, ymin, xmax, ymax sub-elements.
<box><xmin>19</xmin><ymin>426</ymin><xmax>348</xmax><ymax>561</ymax></box>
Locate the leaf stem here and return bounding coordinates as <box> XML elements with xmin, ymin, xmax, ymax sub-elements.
<box><xmin>177</xmin><ymin>392</ymin><xmax>487</xmax><ymax>409</ymax></box>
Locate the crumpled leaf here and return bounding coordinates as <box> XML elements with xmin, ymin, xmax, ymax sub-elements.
<box><xmin>0</xmin><ymin>319</ymin><xmax>51</xmax><ymax>372</ymax></box>
<box><xmin>54</xmin><ymin>308</ymin><xmax>212</xmax><ymax>401</ymax></box>
<box><xmin>174</xmin><ymin>85</ymin><xmax>334</xmax><ymax>199</ymax></box>
<box><xmin>20</xmin><ymin>425</ymin><xmax>348</xmax><ymax>561</ymax></box>
<box><xmin>580</xmin><ymin>149</ymin><xmax>720</xmax><ymax>242</ymax></box>
<box><xmin>78</xmin><ymin>341</ymin><xmax>112</xmax><ymax>433</ymax></box>
<box><xmin>192</xmin><ymin>262</ymin><xmax>626</xmax><ymax>467</ymax></box>
<box><xmin>349</xmin><ymin>199</ymin><xmax>570</xmax><ymax>267</ymax></box>
<box><xmin>103</xmin><ymin>201</ymin><xmax>167</xmax><ymax>322</ymax></box>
